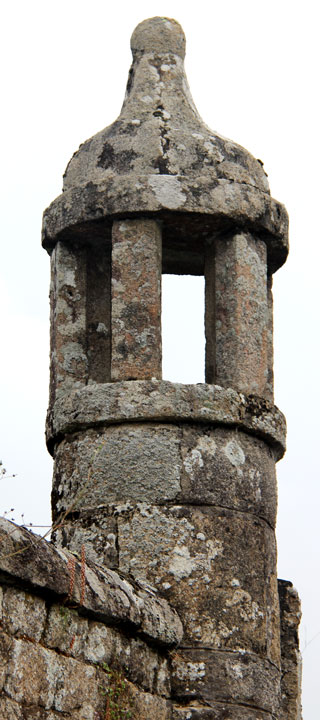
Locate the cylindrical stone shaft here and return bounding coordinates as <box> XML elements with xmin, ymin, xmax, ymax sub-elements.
<box><xmin>111</xmin><ymin>219</ymin><xmax>162</xmax><ymax>381</ymax></box>
<box><xmin>49</xmin><ymin>241</ymin><xmax>88</xmax><ymax>407</ymax></box>
<box><xmin>52</xmin><ymin>416</ymin><xmax>281</xmax><ymax>716</ymax></box>
<box><xmin>205</xmin><ymin>232</ymin><xmax>269</xmax><ymax>397</ymax></box>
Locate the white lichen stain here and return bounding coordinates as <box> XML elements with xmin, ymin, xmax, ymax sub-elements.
<box><xmin>59</xmin><ymin>268</ymin><xmax>76</xmax><ymax>287</ymax></box>
<box><xmin>206</xmin><ymin>538</ymin><xmax>223</xmax><ymax>564</ymax></box>
<box><xmin>223</xmin><ymin>440</ymin><xmax>245</xmax><ymax>467</ymax></box>
<box><xmin>226</xmin><ymin>589</ymin><xmax>264</xmax><ymax>622</ymax></box>
<box><xmin>192</xmin><ymin>617</ymin><xmax>238</xmax><ymax>646</ymax></box>
<box><xmin>169</xmin><ymin>545</ymin><xmax>194</xmax><ymax>580</ymax></box>
<box><xmin>248</xmin><ymin>468</ymin><xmax>262</xmax><ymax>501</ymax></box>
<box><xmin>196</xmin><ymin>532</ymin><xmax>206</xmax><ymax>541</ymax></box>
<box><xmin>114</xmin><ymin>501</ymin><xmax>133</xmax><ymax>515</ymax></box>
<box><xmin>148</xmin><ymin>176</ymin><xmax>186</xmax><ymax>209</ymax></box>
<box><xmin>175</xmin><ymin>661</ymin><xmax>206</xmax><ymax>681</ymax></box>
<box><xmin>168</xmin><ymin>536</ymin><xmax>223</xmax><ymax>581</ymax></box>
<box><xmin>229</xmin><ymin>662</ymin><xmax>244</xmax><ymax>679</ymax></box>
<box><xmin>96</xmin><ymin>322</ymin><xmax>108</xmax><ymax>336</ymax></box>
<box><xmin>183</xmin><ymin>449</ymin><xmax>204</xmax><ymax>479</ymax></box>
<box><xmin>183</xmin><ymin>436</ymin><xmax>216</xmax><ymax>479</ymax></box>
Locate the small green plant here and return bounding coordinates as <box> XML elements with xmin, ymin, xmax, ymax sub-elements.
<box><xmin>100</xmin><ymin>664</ymin><xmax>132</xmax><ymax>720</ymax></box>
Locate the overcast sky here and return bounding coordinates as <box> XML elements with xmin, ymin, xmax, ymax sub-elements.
<box><xmin>1</xmin><ymin>1</ymin><xmax>319</xmax><ymax>716</ymax></box>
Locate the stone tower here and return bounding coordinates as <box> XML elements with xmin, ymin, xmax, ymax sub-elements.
<box><xmin>40</xmin><ymin>17</ymin><xmax>301</xmax><ymax>719</ymax></box>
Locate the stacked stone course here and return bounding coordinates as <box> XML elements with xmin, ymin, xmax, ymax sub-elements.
<box><xmin>0</xmin><ymin>16</ymin><xmax>302</xmax><ymax>720</ymax></box>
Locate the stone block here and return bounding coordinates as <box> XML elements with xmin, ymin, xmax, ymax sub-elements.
<box><xmin>3</xmin><ymin>587</ymin><xmax>47</xmax><ymax>641</ymax></box>
<box><xmin>128</xmin><ymin>637</ymin><xmax>170</xmax><ymax>696</ymax></box>
<box><xmin>83</xmin><ymin>620</ymin><xmax>116</xmax><ymax>666</ymax></box>
<box><xmin>53</xmin><ymin>655</ymin><xmax>100</xmax><ymax>713</ymax></box>
<box><xmin>4</xmin><ymin>639</ymin><xmax>59</xmax><ymax>708</ymax></box>
<box><xmin>138</xmin><ymin>591</ymin><xmax>184</xmax><ymax>648</ymax></box>
<box><xmin>171</xmin><ymin>648</ymin><xmax>280</xmax><ymax>715</ymax></box>
<box><xmin>52</xmin><ymin>424</ymin><xmax>182</xmax><ymax>517</ymax></box>
<box><xmin>125</xmin><ymin>680</ymin><xmax>172</xmax><ymax>720</ymax></box>
<box><xmin>118</xmin><ymin>504</ymin><xmax>280</xmax><ymax>663</ymax></box>
<box><xmin>44</xmin><ymin>604</ymin><xmax>89</xmax><ymax>657</ymax></box>
<box><xmin>111</xmin><ymin>218</ymin><xmax>162</xmax><ymax>381</ymax></box>
<box><xmin>180</xmin><ymin>426</ymin><xmax>277</xmax><ymax>526</ymax></box>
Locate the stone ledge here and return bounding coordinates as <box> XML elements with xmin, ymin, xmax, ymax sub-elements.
<box><xmin>47</xmin><ymin>380</ymin><xmax>286</xmax><ymax>460</ymax></box>
<box><xmin>0</xmin><ymin>517</ymin><xmax>183</xmax><ymax>649</ymax></box>
<box><xmin>42</xmin><ymin>178</ymin><xmax>288</xmax><ymax>273</ymax></box>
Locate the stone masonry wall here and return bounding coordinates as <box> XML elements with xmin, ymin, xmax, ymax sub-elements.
<box><xmin>0</xmin><ymin>518</ymin><xmax>182</xmax><ymax>719</ymax></box>
<box><xmin>0</xmin><ymin>512</ymin><xmax>302</xmax><ymax>720</ymax></box>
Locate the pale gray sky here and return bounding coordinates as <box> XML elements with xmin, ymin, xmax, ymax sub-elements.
<box><xmin>1</xmin><ymin>2</ymin><xmax>319</xmax><ymax>716</ymax></box>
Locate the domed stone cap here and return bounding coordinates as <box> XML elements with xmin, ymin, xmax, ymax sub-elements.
<box><xmin>42</xmin><ymin>17</ymin><xmax>288</xmax><ymax>272</ymax></box>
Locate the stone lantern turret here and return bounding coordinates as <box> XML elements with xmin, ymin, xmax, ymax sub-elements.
<box><xmin>43</xmin><ymin>17</ymin><xmax>297</xmax><ymax>719</ymax></box>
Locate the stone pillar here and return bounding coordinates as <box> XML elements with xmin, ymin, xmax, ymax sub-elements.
<box><xmin>111</xmin><ymin>218</ymin><xmax>162</xmax><ymax>381</ymax></box>
<box><xmin>205</xmin><ymin>232</ymin><xmax>271</xmax><ymax>399</ymax></box>
<box><xmin>49</xmin><ymin>241</ymin><xmax>88</xmax><ymax>408</ymax></box>
<box><xmin>48</xmin><ymin>239</ymin><xmax>112</xmax><ymax>412</ymax></box>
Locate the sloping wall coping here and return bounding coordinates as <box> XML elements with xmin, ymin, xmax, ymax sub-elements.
<box><xmin>0</xmin><ymin>517</ymin><xmax>183</xmax><ymax>648</ymax></box>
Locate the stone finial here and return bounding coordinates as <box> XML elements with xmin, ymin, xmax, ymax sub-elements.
<box><xmin>130</xmin><ymin>17</ymin><xmax>186</xmax><ymax>57</ymax></box>
<box><xmin>42</xmin><ymin>17</ymin><xmax>288</xmax><ymax>273</ymax></box>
